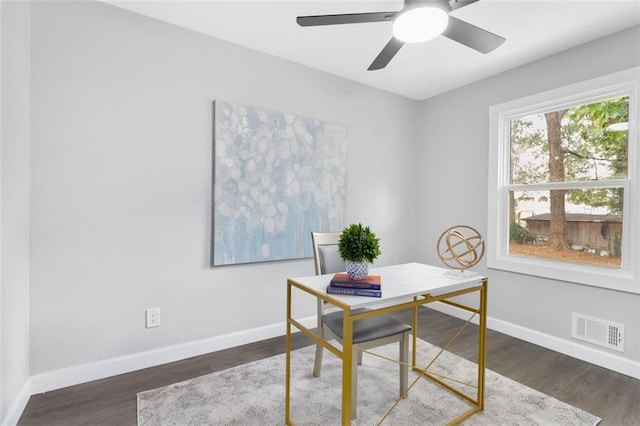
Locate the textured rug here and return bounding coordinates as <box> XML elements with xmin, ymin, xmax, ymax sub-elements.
<box><xmin>137</xmin><ymin>338</ymin><xmax>601</xmax><ymax>425</ymax></box>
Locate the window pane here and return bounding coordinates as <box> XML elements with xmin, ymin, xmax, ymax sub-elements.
<box><xmin>509</xmin><ymin>189</ymin><xmax>622</xmax><ymax>268</ymax></box>
<box><xmin>510</xmin><ymin>96</ymin><xmax>629</xmax><ymax>184</ymax></box>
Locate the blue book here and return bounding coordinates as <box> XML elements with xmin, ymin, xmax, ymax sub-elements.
<box><xmin>326</xmin><ymin>285</ymin><xmax>382</xmax><ymax>298</ymax></box>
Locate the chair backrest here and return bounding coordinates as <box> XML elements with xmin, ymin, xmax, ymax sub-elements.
<box><xmin>311</xmin><ymin>232</ymin><xmax>344</xmax><ymax>275</ymax></box>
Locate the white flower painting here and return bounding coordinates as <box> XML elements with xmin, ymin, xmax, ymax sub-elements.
<box><xmin>212</xmin><ymin>100</ymin><xmax>347</xmax><ymax>265</ymax></box>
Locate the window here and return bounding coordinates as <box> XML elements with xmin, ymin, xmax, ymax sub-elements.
<box><xmin>488</xmin><ymin>68</ymin><xmax>639</xmax><ymax>294</ymax></box>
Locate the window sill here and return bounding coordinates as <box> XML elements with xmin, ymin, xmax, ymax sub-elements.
<box><xmin>488</xmin><ymin>254</ymin><xmax>638</xmax><ymax>294</ymax></box>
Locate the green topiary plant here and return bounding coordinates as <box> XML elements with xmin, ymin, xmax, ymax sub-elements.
<box><xmin>338</xmin><ymin>223</ymin><xmax>381</xmax><ymax>263</ymax></box>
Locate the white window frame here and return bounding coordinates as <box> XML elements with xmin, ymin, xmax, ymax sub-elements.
<box><xmin>488</xmin><ymin>67</ymin><xmax>639</xmax><ymax>294</ymax></box>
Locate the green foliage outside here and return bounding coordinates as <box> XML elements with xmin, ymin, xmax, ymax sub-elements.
<box><xmin>511</xmin><ymin>96</ymin><xmax>628</xmax><ymax>215</ymax></box>
<box><xmin>510</xmin><ymin>220</ymin><xmax>532</xmax><ymax>244</ymax></box>
<box><xmin>338</xmin><ymin>223</ymin><xmax>381</xmax><ymax>263</ymax></box>
<box><xmin>613</xmin><ymin>234</ymin><xmax>622</xmax><ymax>258</ymax></box>
<box><xmin>564</xmin><ymin>98</ymin><xmax>628</xmax><ymax>214</ymax></box>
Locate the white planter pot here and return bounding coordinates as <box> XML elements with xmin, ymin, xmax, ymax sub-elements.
<box><xmin>345</xmin><ymin>261</ymin><xmax>369</xmax><ymax>280</ymax></box>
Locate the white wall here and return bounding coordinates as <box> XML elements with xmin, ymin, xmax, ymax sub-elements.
<box><xmin>418</xmin><ymin>26</ymin><xmax>640</xmax><ymax>368</ymax></box>
<box><xmin>28</xmin><ymin>1</ymin><xmax>420</xmax><ymax>377</ymax></box>
<box><xmin>1</xmin><ymin>0</ymin><xmax>31</xmax><ymax>423</ymax></box>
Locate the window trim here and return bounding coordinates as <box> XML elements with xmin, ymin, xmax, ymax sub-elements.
<box><xmin>488</xmin><ymin>67</ymin><xmax>639</xmax><ymax>294</ymax></box>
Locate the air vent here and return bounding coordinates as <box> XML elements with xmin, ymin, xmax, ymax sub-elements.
<box><xmin>571</xmin><ymin>312</ymin><xmax>624</xmax><ymax>352</ymax></box>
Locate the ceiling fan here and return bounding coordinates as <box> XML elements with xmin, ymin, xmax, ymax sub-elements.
<box><xmin>296</xmin><ymin>0</ymin><xmax>505</xmax><ymax>71</ymax></box>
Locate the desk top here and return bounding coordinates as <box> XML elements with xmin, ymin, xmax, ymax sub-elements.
<box><xmin>289</xmin><ymin>262</ymin><xmax>485</xmax><ymax>309</ymax></box>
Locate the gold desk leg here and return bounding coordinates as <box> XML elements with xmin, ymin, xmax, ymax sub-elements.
<box><xmin>412</xmin><ymin>296</ymin><xmax>418</xmax><ymax>368</ymax></box>
<box><xmin>341</xmin><ymin>307</ymin><xmax>353</xmax><ymax>425</ymax></box>
<box><xmin>285</xmin><ymin>282</ymin><xmax>292</xmax><ymax>425</ymax></box>
<box><xmin>477</xmin><ymin>278</ymin><xmax>488</xmax><ymax>411</ymax></box>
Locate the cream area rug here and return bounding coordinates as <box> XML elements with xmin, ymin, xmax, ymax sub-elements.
<box><xmin>137</xmin><ymin>338</ymin><xmax>601</xmax><ymax>425</ymax></box>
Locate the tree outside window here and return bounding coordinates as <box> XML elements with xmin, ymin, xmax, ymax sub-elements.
<box><xmin>508</xmin><ymin>96</ymin><xmax>628</xmax><ymax>268</ymax></box>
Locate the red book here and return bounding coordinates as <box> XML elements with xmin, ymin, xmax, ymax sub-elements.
<box><xmin>330</xmin><ymin>273</ymin><xmax>381</xmax><ymax>290</ymax></box>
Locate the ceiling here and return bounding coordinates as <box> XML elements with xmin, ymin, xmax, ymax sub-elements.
<box><xmin>103</xmin><ymin>0</ymin><xmax>640</xmax><ymax>101</ymax></box>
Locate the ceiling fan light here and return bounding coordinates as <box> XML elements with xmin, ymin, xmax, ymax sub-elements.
<box><xmin>392</xmin><ymin>7</ymin><xmax>449</xmax><ymax>43</ymax></box>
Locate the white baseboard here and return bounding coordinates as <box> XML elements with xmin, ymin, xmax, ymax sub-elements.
<box><xmin>20</xmin><ymin>304</ymin><xmax>640</xmax><ymax>417</ymax></box>
<box><xmin>1</xmin><ymin>378</ymin><xmax>31</xmax><ymax>426</ymax></box>
<box><xmin>426</xmin><ymin>302</ymin><xmax>640</xmax><ymax>380</ymax></box>
<box><xmin>30</xmin><ymin>315</ymin><xmax>316</xmax><ymax>395</ymax></box>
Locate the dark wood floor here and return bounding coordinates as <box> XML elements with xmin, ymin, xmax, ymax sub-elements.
<box><xmin>19</xmin><ymin>308</ymin><xmax>639</xmax><ymax>425</ymax></box>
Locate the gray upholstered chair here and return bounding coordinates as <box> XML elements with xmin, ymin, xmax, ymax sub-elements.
<box><xmin>311</xmin><ymin>232</ymin><xmax>411</xmax><ymax>419</ymax></box>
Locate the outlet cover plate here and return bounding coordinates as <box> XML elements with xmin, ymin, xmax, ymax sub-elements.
<box><xmin>146</xmin><ymin>308</ymin><xmax>160</xmax><ymax>328</ymax></box>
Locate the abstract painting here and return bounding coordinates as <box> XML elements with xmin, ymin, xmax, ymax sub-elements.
<box><xmin>212</xmin><ymin>100</ymin><xmax>347</xmax><ymax>266</ymax></box>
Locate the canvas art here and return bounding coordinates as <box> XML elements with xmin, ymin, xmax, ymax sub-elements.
<box><xmin>212</xmin><ymin>100</ymin><xmax>347</xmax><ymax>266</ymax></box>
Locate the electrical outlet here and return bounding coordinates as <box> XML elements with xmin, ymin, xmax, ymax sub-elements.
<box><xmin>146</xmin><ymin>308</ymin><xmax>160</xmax><ymax>328</ymax></box>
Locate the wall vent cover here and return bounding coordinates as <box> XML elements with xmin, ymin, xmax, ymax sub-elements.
<box><xmin>571</xmin><ymin>312</ymin><xmax>624</xmax><ymax>352</ymax></box>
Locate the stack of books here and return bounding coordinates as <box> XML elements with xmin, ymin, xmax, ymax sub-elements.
<box><xmin>326</xmin><ymin>273</ymin><xmax>382</xmax><ymax>298</ymax></box>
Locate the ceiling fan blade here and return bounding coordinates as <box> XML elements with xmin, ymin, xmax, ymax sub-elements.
<box><xmin>368</xmin><ymin>38</ymin><xmax>405</xmax><ymax>71</ymax></box>
<box><xmin>297</xmin><ymin>11</ymin><xmax>396</xmax><ymax>27</ymax></box>
<box><xmin>442</xmin><ymin>16</ymin><xmax>505</xmax><ymax>53</ymax></box>
<box><xmin>448</xmin><ymin>0</ymin><xmax>480</xmax><ymax>11</ymax></box>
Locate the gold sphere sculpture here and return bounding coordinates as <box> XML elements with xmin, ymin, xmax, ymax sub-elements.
<box><xmin>437</xmin><ymin>225</ymin><xmax>485</xmax><ymax>272</ymax></box>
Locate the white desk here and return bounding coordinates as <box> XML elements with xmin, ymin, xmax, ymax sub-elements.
<box><xmin>285</xmin><ymin>262</ymin><xmax>488</xmax><ymax>425</ymax></box>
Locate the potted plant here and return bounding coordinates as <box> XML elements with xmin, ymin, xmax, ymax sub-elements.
<box><xmin>338</xmin><ymin>223</ymin><xmax>381</xmax><ymax>280</ymax></box>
